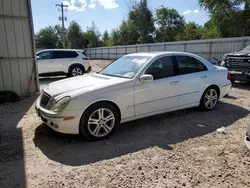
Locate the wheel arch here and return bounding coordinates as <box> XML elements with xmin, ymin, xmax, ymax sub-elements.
<box><xmin>68</xmin><ymin>63</ymin><xmax>86</xmax><ymax>73</ymax></box>
<box><xmin>80</xmin><ymin>100</ymin><xmax>122</xmax><ymax>124</ymax></box>
<box><xmin>202</xmin><ymin>84</ymin><xmax>221</xmax><ymax>99</ymax></box>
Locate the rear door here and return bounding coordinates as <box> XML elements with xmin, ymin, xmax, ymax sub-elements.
<box><xmin>175</xmin><ymin>55</ymin><xmax>209</xmax><ymax>106</ymax></box>
<box><xmin>37</xmin><ymin>51</ymin><xmax>55</xmax><ymax>74</ymax></box>
<box><xmin>54</xmin><ymin>51</ymin><xmax>79</xmax><ymax>73</ymax></box>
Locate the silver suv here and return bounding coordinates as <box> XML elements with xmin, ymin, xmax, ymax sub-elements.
<box><xmin>36</xmin><ymin>49</ymin><xmax>91</xmax><ymax>77</ymax></box>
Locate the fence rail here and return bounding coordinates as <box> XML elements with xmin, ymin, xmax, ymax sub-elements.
<box><xmin>85</xmin><ymin>37</ymin><xmax>250</xmax><ymax>63</ymax></box>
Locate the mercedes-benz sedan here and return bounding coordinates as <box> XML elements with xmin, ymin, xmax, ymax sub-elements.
<box><xmin>36</xmin><ymin>52</ymin><xmax>231</xmax><ymax>140</ymax></box>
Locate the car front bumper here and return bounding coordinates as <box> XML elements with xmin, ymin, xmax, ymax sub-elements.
<box><xmin>220</xmin><ymin>83</ymin><xmax>232</xmax><ymax>98</ymax></box>
<box><xmin>35</xmin><ymin>98</ymin><xmax>81</xmax><ymax>135</ymax></box>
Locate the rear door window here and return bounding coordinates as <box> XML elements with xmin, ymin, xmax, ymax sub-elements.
<box><xmin>176</xmin><ymin>55</ymin><xmax>207</xmax><ymax>75</ymax></box>
<box><xmin>54</xmin><ymin>51</ymin><xmax>78</xmax><ymax>58</ymax></box>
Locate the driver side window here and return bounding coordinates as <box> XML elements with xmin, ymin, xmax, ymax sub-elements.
<box><xmin>145</xmin><ymin>56</ymin><xmax>175</xmax><ymax>80</ymax></box>
<box><xmin>38</xmin><ymin>51</ymin><xmax>54</xmax><ymax>60</ymax></box>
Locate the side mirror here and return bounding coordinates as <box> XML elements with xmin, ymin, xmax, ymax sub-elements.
<box><xmin>36</xmin><ymin>56</ymin><xmax>40</xmax><ymax>60</ymax></box>
<box><xmin>139</xmin><ymin>74</ymin><xmax>153</xmax><ymax>83</ymax></box>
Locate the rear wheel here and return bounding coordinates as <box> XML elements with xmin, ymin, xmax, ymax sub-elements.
<box><xmin>69</xmin><ymin>65</ymin><xmax>84</xmax><ymax>77</ymax></box>
<box><xmin>230</xmin><ymin>78</ymin><xmax>235</xmax><ymax>84</ymax></box>
<box><xmin>79</xmin><ymin>102</ymin><xmax>119</xmax><ymax>140</ymax></box>
<box><xmin>200</xmin><ymin>86</ymin><xmax>219</xmax><ymax>110</ymax></box>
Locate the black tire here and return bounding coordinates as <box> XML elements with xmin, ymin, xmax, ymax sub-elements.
<box><xmin>79</xmin><ymin>102</ymin><xmax>119</xmax><ymax>141</ymax></box>
<box><xmin>199</xmin><ymin>86</ymin><xmax>219</xmax><ymax>110</ymax></box>
<box><xmin>69</xmin><ymin>65</ymin><xmax>84</xmax><ymax>77</ymax></box>
<box><xmin>230</xmin><ymin>78</ymin><xmax>235</xmax><ymax>84</ymax></box>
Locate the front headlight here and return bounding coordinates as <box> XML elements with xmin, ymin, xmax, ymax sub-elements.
<box><xmin>52</xmin><ymin>96</ymin><xmax>71</xmax><ymax>112</ymax></box>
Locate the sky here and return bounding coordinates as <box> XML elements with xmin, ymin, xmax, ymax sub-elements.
<box><xmin>31</xmin><ymin>0</ymin><xmax>210</xmax><ymax>34</ymax></box>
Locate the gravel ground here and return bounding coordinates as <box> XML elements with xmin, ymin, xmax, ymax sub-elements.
<box><xmin>1</xmin><ymin>80</ymin><xmax>250</xmax><ymax>187</ymax></box>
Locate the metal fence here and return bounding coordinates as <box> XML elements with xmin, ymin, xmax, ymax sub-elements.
<box><xmin>85</xmin><ymin>37</ymin><xmax>250</xmax><ymax>63</ymax></box>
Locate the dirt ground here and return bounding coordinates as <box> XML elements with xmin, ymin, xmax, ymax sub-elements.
<box><xmin>1</xmin><ymin>80</ymin><xmax>250</xmax><ymax>187</ymax></box>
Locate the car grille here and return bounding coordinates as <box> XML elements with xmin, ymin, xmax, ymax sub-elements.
<box><xmin>40</xmin><ymin>92</ymin><xmax>51</xmax><ymax>108</ymax></box>
<box><xmin>227</xmin><ymin>57</ymin><xmax>250</xmax><ymax>68</ymax></box>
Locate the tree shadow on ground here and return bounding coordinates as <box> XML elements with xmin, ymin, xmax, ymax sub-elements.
<box><xmin>33</xmin><ymin>101</ymin><xmax>249</xmax><ymax>166</ymax></box>
<box><xmin>0</xmin><ymin>95</ymin><xmax>38</xmax><ymax>188</ymax></box>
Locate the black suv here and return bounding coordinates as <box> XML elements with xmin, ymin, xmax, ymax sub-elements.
<box><xmin>222</xmin><ymin>44</ymin><xmax>250</xmax><ymax>83</ymax></box>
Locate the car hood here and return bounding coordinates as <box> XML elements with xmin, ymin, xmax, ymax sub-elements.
<box><xmin>226</xmin><ymin>50</ymin><xmax>250</xmax><ymax>57</ymax></box>
<box><xmin>43</xmin><ymin>73</ymin><xmax>128</xmax><ymax>97</ymax></box>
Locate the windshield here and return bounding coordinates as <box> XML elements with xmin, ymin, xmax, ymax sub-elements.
<box><xmin>99</xmin><ymin>56</ymin><xmax>150</xmax><ymax>78</ymax></box>
<box><xmin>242</xmin><ymin>44</ymin><xmax>250</xmax><ymax>52</ymax></box>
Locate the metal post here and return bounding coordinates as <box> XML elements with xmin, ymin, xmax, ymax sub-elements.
<box><xmin>148</xmin><ymin>45</ymin><xmax>150</xmax><ymax>52</ymax></box>
<box><xmin>116</xmin><ymin>47</ymin><xmax>118</xmax><ymax>59</ymax></box>
<box><xmin>56</xmin><ymin>3</ymin><xmax>68</xmax><ymax>48</ymax></box>
<box><xmin>125</xmin><ymin>46</ymin><xmax>127</xmax><ymax>54</ymax></box>
<box><xmin>209</xmin><ymin>42</ymin><xmax>212</xmax><ymax>62</ymax></box>
<box><xmin>184</xmin><ymin>43</ymin><xmax>187</xmax><ymax>52</ymax></box>
<box><xmin>101</xmin><ymin>48</ymin><xmax>103</xmax><ymax>60</ymax></box>
<box><xmin>108</xmin><ymin>48</ymin><xmax>110</xmax><ymax>60</ymax></box>
<box><xmin>164</xmin><ymin>44</ymin><xmax>167</xmax><ymax>51</ymax></box>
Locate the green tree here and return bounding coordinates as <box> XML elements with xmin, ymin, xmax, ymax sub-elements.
<box><xmin>35</xmin><ymin>26</ymin><xmax>58</xmax><ymax>49</ymax></box>
<box><xmin>202</xmin><ymin>18</ymin><xmax>221</xmax><ymax>39</ymax></box>
<box><xmin>86</xmin><ymin>22</ymin><xmax>101</xmax><ymax>48</ymax></box>
<box><xmin>129</xmin><ymin>0</ymin><xmax>155</xmax><ymax>43</ymax></box>
<box><xmin>176</xmin><ymin>22</ymin><xmax>202</xmax><ymax>41</ymax></box>
<box><xmin>199</xmin><ymin>0</ymin><xmax>250</xmax><ymax>37</ymax></box>
<box><xmin>66</xmin><ymin>21</ymin><xmax>87</xmax><ymax>49</ymax></box>
<box><xmin>110</xmin><ymin>29</ymin><xmax>120</xmax><ymax>46</ymax></box>
<box><xmin>102</xmin><ymin>30</ymin><xmax>110</xmax><ymax>46</ymax></box>
<box><xmin>155</xmin><ymin>6</ymin><xmax>185</xmax><ymax>42</ymax></box>
<box><xmin>119</xmin><ymin>20</ymin><xmax>139</xmax><ymax>45</ymax></box>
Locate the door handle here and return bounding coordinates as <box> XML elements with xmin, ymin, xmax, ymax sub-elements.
<box><xmin>170</xmin><ymin>81</ymin><xmax>179</xmax><ymax>85</ymax></box>
<box><xmin>201</xmin><ymin>76</ymin><xmax>208</xmax><ymax>79</ymax></box>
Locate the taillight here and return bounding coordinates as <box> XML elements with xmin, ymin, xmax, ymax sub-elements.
<box><xmin>227</xmin><ymin>72</ymin><xmax>230</xmax><ymax>80</ymax></box>
<box><xmin>83</xmin><ymin>57</ymin><xmax>90</xmax><ymax>60</ymax></box>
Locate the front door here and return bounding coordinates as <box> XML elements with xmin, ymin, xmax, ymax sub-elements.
<box><xmin>37</xmin><ymin>51</ymin><xmax>55</xmax><ymax>74</ymax></box>
<box><xmin>175</xmin><ymin>55</ymin><xmax>209</xmax><ymax>106</ymax></box>
<box><xmin>134</xmin><ymin>55</ymin><xmax>179</xmax><ymax>116</ymax></box>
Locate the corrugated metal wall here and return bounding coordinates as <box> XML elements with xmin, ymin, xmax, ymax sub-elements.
<box><xmin>0</xmin><ymin>0</ymin><xmax>38</xmax><ymax>96</ymax></box>
<box><xmin>85</xmin><ymin>37</ymin><xmax>250</xmax><ymax>63</ymax></box>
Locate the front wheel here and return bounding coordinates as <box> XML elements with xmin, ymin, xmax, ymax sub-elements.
<box><xmin>200</xmin><ymin>87</ymin><xmax>219</xmax><ymax>110</ymax></box>
<box><xmin>69</xmin><ymin>65</ymin><xmax>84</xmax><ymax>77</ymax></box>
<box><xmin>79</xmin><ymin>102</ymin><xmax>119</xmax><ymax>140</ymax></box>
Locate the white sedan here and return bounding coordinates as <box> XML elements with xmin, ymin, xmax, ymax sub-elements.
<box><xmin>36</xmin><ymin>52</ymin><xmax>231</xmax><ymax>140</ymax></box>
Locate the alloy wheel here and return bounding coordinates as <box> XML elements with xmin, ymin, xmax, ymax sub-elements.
<box><xmin>87</xmin><ymin>108</ymin><xmax>115</xmax><ymax>137</ymax></box>
<box><xmin>72</xmin><ymin>67</ymin><xmax>83</xmax><ymax>76</ymax></box>
<box><xmin>204</xmin><ymin>89</ymin><xmax>218</xmax><ymax>109</ymax></box>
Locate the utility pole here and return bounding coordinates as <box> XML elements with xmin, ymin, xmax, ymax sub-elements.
<box><xmin>56</xmin><ymin>3</ymin><xmax>68</xmax><ymax>48</ymax></box>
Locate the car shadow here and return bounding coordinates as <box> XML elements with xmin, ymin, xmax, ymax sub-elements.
<box><xmin>0</xmin><ymin>95</ymin><xmax>38</xmax><ymax>188</ymax></box>
<box><xmin>33</xmin><ymin>101</ymin><xmax>249</xmax><ymax>166</ymax></box>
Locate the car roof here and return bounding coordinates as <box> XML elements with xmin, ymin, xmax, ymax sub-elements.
<box><xmin>124</xmin><ymin>51</ymin><xmax>197</xmax><ymax>58</ymax></box>
<box><xmin>37</xmin><ymin>49</ymin><xmax>84</xmax><ymax>53</ymax></box>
